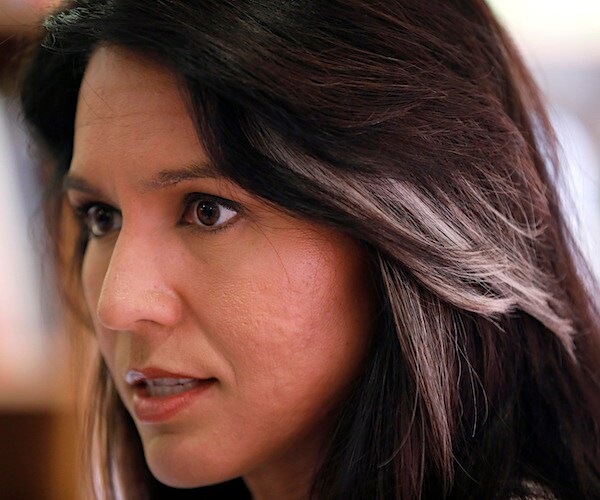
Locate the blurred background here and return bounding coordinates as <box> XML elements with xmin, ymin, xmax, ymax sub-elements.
<box><xmin>0</xmin><ymin>1</ymin><xmax>78</xmax><ymax>499</ymax></box>
<box><xmin>0</xmin><ymin>0</ymin><xmax>598</xmax><ymax>498</ymax></box>
<box><xmin>488</xmin><ymin>0</ymin><xmax>600</xmax><ymax>278</ymax></box>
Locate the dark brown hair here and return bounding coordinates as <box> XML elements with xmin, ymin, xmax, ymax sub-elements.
<box><xmin>20</xmin><ymin>0</ymin><xmax>600</xmax><ymax>498</ymax></box>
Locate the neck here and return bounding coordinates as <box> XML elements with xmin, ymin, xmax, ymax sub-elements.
<box><xmin>243</xmin><ymin>441</ymin><xmax>322</xmax><ymax>500</ymax></box>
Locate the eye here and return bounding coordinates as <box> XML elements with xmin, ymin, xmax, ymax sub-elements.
<box><xmin>182</xmin><ymin>194</ymin><xmax>239</xmax><ymax>230</ymax></box>
<box><xmin>78</xmin><ymin>203</ymin><xmax>122</xmax><ymax>238</ymax></box>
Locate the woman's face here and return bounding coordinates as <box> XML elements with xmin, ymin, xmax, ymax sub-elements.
<box><xmin>66</xmin><ymin>47</ymin><xmax>375</xmax><ymax>494</ymax></box>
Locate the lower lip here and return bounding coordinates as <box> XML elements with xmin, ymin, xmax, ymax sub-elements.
<box><xmin>132</xmin><ymin>379</ymin><xmax>217</xmax><ymax>423</ymax></box>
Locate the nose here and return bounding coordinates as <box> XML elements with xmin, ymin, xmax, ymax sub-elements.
<box><xmin>95</xmin><ymin>229</ymin><xmax>183</xmax><ymax>332</ymax></box>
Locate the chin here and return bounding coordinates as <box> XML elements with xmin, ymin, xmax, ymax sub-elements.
<box><xmin>141</xmin><ymin>433</ymin><xmax>240</xmax><ymax>489</ymax></box>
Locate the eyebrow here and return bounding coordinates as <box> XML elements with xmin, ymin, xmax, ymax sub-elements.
<box><xmin>142</xmin><ymin>162</ymin><xmax>221</xmax><ymax>190</ymax></box>
<box><xmin>63</xmin><ymin>161</ymin><xmax>221</xmax><ymax>195</ymax></box>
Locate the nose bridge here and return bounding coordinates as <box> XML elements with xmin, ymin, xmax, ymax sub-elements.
<box><xmin>96</xmin><ymin>227</ymin><xmax>182</xmax><ymax>331</ymax></box>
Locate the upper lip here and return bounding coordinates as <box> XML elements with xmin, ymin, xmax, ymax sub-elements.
<box><xmin>125</xmin><ymin>367</ymin><xmax>213</xmax><ymax>386</ymax></box>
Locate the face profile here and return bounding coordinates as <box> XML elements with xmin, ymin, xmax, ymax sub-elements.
<box><xmin>66</xmin><ymin>46</ymin><xmax>375</xmax><ymax>494</ymax></box>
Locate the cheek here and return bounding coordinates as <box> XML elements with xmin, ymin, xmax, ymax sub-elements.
<box><xmin>202</xmin><ymin>231</ymin><xmax>374</xmax><ymax>411</ymax></box>
<box><xmin>81</xmin><ymin>245</ymin><xmax>98</xmax><ymax>308</ymax></box>
<box><xmin>81</xmin><ymin>243</ymin><xmax>115</xmax><ymax>356</ymax></box>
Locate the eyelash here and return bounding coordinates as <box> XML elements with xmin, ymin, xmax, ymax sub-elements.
<box><xmin>72</xmin><ymin>201</ymin><xmax>115</xmax><ymax>239</ymax></box>
<box><xmin>181</xmin><ymin>193</ymin><xmax>241</xmax><ymax>233</ymax></box>
<box><xmin>71</xmin><ymin>193</ymin><xmax>242</xmax><ymax>239</ymax></box>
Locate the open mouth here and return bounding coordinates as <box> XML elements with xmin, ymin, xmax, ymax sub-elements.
<box><xmin>140</xmin><ymin>378</ymin><xmax>206</xmax><ymax>397</ymax></box>
<box><xmin>126</xmin><ymin>370</ymin><xmax>217</xmax><ymax>422</ymax></box>
<box><xmin>126</xmin><ymin>371</ymin><xmax>217</xmax><ymax>398</ymax></box>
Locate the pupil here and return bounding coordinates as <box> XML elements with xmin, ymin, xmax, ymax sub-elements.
<box><xmin>91</xmin><ymin>207</ymin><xmax>113</xmax><ymax>234</ymax></box>
<box><xmin>198</xmin><ymin>201</ymin><xmax>220</xmax><ymax>226</ymax></box>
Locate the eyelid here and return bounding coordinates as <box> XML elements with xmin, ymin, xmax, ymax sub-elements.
<box><xmin>181</xmin><ymin>192</ymin><xmax>242</xmax><ymax>231</ymax></box>
<box><xmin>69</xmin><ymin>200</ymin><xmax>122</xmax><ymax>239</ymax></box>
<box><xmin>66</xmin><ymin>190</ymin><xmax>115</xmax><ymax>213</ymax></box>
<box><xmin>182</xmin><ymin>192</ymin><xmax>241</xmax><ymax>212</ymax></box>
<box><xmin>68</xmin><ymin>197</ymin><xmax>119</xmax><ymax>219</ymax></box>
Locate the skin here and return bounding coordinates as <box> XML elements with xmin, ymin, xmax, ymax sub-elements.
<box><xmin>67</xmin><ymin>46</ymin><xmax>376</xmax><ymax>500</ymax></box>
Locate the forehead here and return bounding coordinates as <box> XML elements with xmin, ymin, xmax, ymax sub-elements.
<box><xmin>72</xmin><ymin>46</ymin><xmax>205</xmax><ymax>178</ymax></box>
<box><xmin>76</xmin><ymin>46</ymin><xmax>187</xmax><ymax>127</ymax></box>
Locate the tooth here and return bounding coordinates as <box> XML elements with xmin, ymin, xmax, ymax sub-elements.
<box><xmin>147</xmin><ymin>378</ymin><xmax>196</xmax><ymax>387</ymax></box>
<box><xmin>146</xmin><ymin>380</ymin><xmax>201</xmax><ymax>397</ymax></box>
